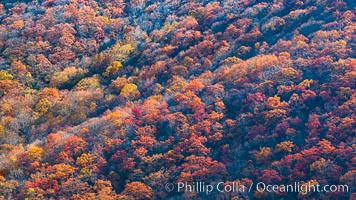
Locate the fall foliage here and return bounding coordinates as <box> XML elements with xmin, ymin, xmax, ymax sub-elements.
<box><xmin>0</xmin><ymin>0</ymin><xmax>354</xmax><ymax>199</ymax></box>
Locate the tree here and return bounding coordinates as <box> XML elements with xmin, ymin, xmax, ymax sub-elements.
<box><xmin>11</xmin><ymin>61</ymin><xmax>27</xmax><ymax>78</ymax></box>
<box><xmin>47</xmin><ymin>164</ymin><xmax>75</xmax><ymax>181</ymax></box>
<box><xmin>184</xmin><ymin>79</ymin><xmax>205</xmax><ymax>94</ymax></box>
<box><xmin>0</xmin><ymin>70</ymin><xmax>13</xmax><ymax>80</ymax></box>
<box><xmin>34</xmin><ymin>98</ymin><xmax>52</xmax><ymax>115</ymax></box>
<box><xmin>339</xmin><ymin>170</ymin><xmax>356</xmax><ymax>192</ymax></box>
<box><xmin>63</xmin><ymin>136</ymin><xmax>88</xmax><ymax>157</ymax></box>
<box><xmin>255</xmin><ymin>147</ymin><xmax>272</xmax><ymax>164</ymax></box>
<box><xmin>0</xmin><ymin>176</ymin><xmax>18</xmax><ymax>199</ymax></box>
<box><xmin>27</xmin><ymin>146</ymin><xmax>44</xmax><ymax>161</ymax></box>
<box><xmin>121</xmin><ymin>182</ymin><xmax>153</xmax><ymax>200</ymax></box>
<box><xmin>75</xmin><ymin>76</ymin><xmax>100</xmax><ymax>91</ymax></box>
<box><xmin>179</xmin><ymin>156</ymin><xmax>227</xmax><ymax>182</ymax></box>
<box><xmin>120</xmin><ymin>83</ymin><xmax>140</xmax><ymax>99</ymax></box>
<box><xmin>103</xmin><ymin>61</ymin><xmax>123</xmax><ymax>77</ymax></box>
<box><xmin>50</xmin><ymin>67</ymin><xmax>87</xmax><ymax>88</ymax></box>
<box><xmin>259</xmin><ymin>170</ymin><xmax>282</xmax><ymax>184</ymax></box>
<box><xmin>59</xmin><ymin>178</ymin><xmax>90</xmax><ymax>197</ymax></box>
<box><xmin>93</xmin><ymin>179</ymin><xmax>118</xmax><ymax>200</ymax></box>
<box><xmin>275</xmin><ymin>141</ymin><xmax>294</xmax><ymax>153</ymax></box>
<box><xmin>76</xmin><ymin>153</ymin><xmax>96</xmax><ymax>168</ymax></box>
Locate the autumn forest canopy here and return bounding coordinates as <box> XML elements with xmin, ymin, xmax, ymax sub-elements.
<box><xmin>0</xmin><ymin>0</ymin><xmax>355</xmax><ymax>199</ymax></box>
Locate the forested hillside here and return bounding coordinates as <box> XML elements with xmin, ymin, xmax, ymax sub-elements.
<box><xmin>0</xmin><ymin>0</ymin><xmax>355</xmax><ymax>199</ymax></box>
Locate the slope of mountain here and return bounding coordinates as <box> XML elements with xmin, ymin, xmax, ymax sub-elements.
<box><xmin>0</xmin><ymin>0</ymin><xmax>355</xmax><ymax>199</ymax></box>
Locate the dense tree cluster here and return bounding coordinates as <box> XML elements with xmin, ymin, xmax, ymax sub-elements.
<box><xmin>0</xmin><ymin>0</ymin><xmax>355</xmax><ymax>199</ymax></box>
